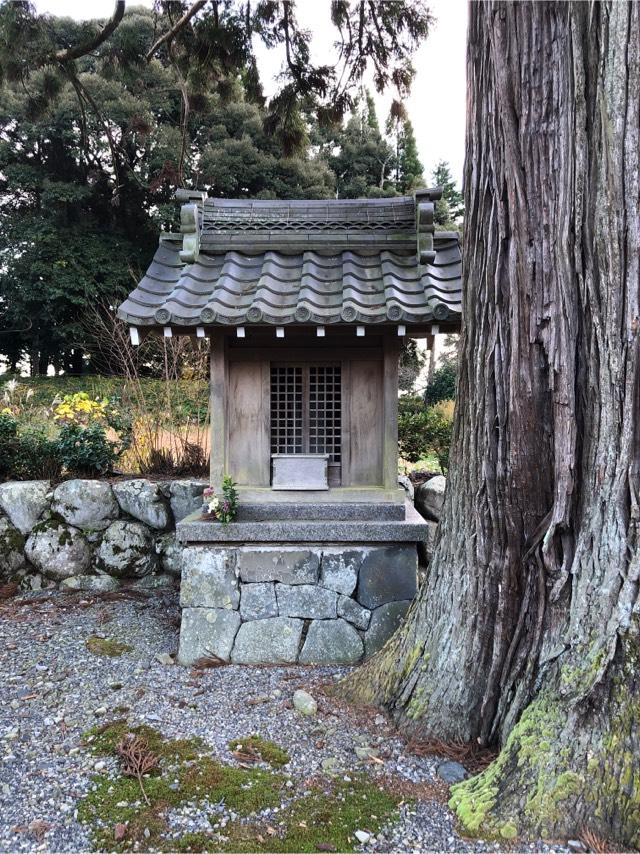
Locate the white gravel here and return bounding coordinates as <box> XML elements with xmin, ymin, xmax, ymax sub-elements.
<box><xmin>0</xmin><ymin>588</ymin><xmax>568</xmax><ymax>853</ymax></box>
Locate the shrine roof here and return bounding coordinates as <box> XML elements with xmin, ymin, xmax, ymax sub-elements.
<box><xmin>118</xmin><ymin>190</ymin><xmax>462</xmax><ymax>330</ymax></box>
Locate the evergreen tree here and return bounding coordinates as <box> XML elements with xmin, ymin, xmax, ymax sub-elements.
<box><xmin>329</xmin><ymin>93</ymin><xmax>396</xmax><ymax>198</ymax></box>
<box><xmin>431</xmin><ymin>160</ymin><xmax>463</xmax><ymax>227</ymax></box>
<box><xmin>397</xmin><ymin>118</ymin><xmax>424</xmax><ymax>193</ymax></box>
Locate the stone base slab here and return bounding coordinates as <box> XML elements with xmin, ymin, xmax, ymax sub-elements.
<box><xmin>177</xmin><ymin>500</ymin><xmax>427</xmax><ymax>544</ymax></box>
<box><xmin>177</xmin><ymin>542</ymin><xmax>418</xmax><ymax>666</ymax></box>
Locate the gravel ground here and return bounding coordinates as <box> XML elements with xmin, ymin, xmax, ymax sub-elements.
<box><xmin>0</xmin><ymin>588</ymin><xmax>568</xmax><ymax>853</ymax></box>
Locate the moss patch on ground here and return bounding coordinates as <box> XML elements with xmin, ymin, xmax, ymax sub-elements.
<box><xmin>85</xmin><ymin>636</ymin><xmax>133</xmax><ymax>658</ymax></box>
<box><xmin>78</xmin><ymin>722</ymin><xmax>402</xmax><ymax>852</ymax></box>
<box><xmin>228</xmin><ymin>735</ymin><xmax>290</xmax><ymax>768</ymax></box>
<box><xmin>83</xmin><ymin>720</ymin><xmax>206</xmax><ymax>761</ymax></box>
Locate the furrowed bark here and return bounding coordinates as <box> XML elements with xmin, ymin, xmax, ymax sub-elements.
<box><xmin>344</xmin><ymin>0</ymin><xmax>640</xmax><ymax>844</ymax></box>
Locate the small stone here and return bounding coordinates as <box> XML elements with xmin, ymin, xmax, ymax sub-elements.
<box><xmin>94</xmin><ymin>706</ymin><xmax>107</xmax><ymax>716</ymax></box>
<box><xmin>321</xmin><ymin>757</ymin><xmax>338</xmax><ymax>773</ymax></box>
<box><xmin>132</xmin><ymin>573</ymin><xmax>175</xmax><ymax>589</ymax></box>
<box><xmin>155</xmin><ymin>652</ymin><xmax>175</xmax><ymax>666</ymax></box>
<box><xmin>0</xmin><ymin>516</ymin><xmax>26</xmax><ymax>578</ymax></box>
<box><xmin>156</xmin><ymin>533</ymin><xmax>183</xmax><ymax>577</ymax></box>
<box><xmin>354</xmin><ymin>830</ymin><xmax>371</xmax><ymax>844</ymax></box>
<box><xmin>436</xmin><ymin>760</ymin><xmax>468</xmax><ymax>784</ymax></box>
<box><xmin>94</xmin><ymin>760</ymin><xmax>106</xmax><ymax>771</ymax></box>
<box><xmin>354</xmin><ymin>746</ymin><xmax>379</xmax><ymax>760</ymax></box>
<box><xmin>293</xmin><ymin>689</ymin><xmax>318</xmax><ymax>716</ymax></box>
<box><xmin>567</xmin><ymin>842</ymin><xmax>585</xmax><ymax>852</ymax></box>
<box><xmin>60</xmin><ymin>575</ymin><xmax>120</xmax><ymax>592</ymax></box>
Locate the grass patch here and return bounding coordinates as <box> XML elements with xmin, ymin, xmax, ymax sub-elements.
<box><xmin>78</xmin><ymin>722</ymin><xmax>402</xmax><ymax>852</ymax></box>
<box><xmin>228</xmin><ymin>735</ymin><xmax>290</xmax><ymax>768</ymax></box>
<box><xmin>182</xmin><ymin>777</ymin><xmax>402</xmax><ymax>853</ymax></box>
<box><xmin>82</xmin><ymin>720</ymin><xmax>206</xmax><ymax>762</ymax></box>
<box><xmin>78</xmin><ymin>723</ymin><xmax>286</xmax><ymax>851</ymax></box>
<box><xmin>85</xmin><ymin>636</ymin><xmax>133</xmax><ymax>658</ymax></box>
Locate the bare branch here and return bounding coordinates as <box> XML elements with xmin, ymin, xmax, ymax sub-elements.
<box><xmin>54</xmin><ymin>0</ymin><xmax>125</xmax><ymax>63</ymax></box>
<box><xmin>145</xmin><ymin>0</ymin><xmax>207</xmax><ymax>62</ymax></box>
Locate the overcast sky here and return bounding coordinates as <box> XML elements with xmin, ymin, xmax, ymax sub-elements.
<box><xmin>34</xmin><ymin>0</ymin><xmax>468</xmax><ymax>186</ymax></box>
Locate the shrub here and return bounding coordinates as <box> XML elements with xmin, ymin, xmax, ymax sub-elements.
<box><xmin>56</xmin><ymin>423</ymin><xmax>119</xmax><ymax>477</ymax></box>
<box><xmin>398</xmin><ymin>395</ymin><xmax>454</xmax><ymax>473</ymax></box>
<box><xmin>424</xmin><ymin>363</ymin><xmax>457</xmax><ymax>406</ymax></box>
<box><xmin>0</xmin><ymin>413</ymin><xmax>62</xmax><ymax>480</ymax></box>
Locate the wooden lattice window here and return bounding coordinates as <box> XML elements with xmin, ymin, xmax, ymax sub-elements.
<box><xmin>270</xmin><ymin>366</ymin><xmax>303</xmax><ymax>454</ymax></box>
<box><xmin>309</xmin><ymin>366</ymin><xmax>342</xmax><ymax>464</ymax></box>
<box><xmin>270</xmin><ymin>364</ymin><xmax>342</xmax><ymax>482</ymax></box>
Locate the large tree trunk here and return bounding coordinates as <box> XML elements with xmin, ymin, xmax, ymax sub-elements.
<box><xmin>344</xmin><ymin>1</ymin><xmax>639</xmax><ymax>845</ymax></box>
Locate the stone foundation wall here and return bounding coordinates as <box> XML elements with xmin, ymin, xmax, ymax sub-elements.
<box><xmin>178</xmin><ymin>544</ymin><xmax>418</xmax><ymax>666</ymax></box>
<box><xmin>0</xmin><ymin>478</ymin><xmax>206</xmax><ymax>591</ymax></box>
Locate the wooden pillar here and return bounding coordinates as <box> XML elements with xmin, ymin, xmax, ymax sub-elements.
<box><xmin>382</xmin><ymin>334</ymin><xmax>401</xmax><ymax>490</ymax></box>
<box><xmin>209</xmin><ymin>336</ymin><xmax>228</xmax><ymax>489</ymax></box>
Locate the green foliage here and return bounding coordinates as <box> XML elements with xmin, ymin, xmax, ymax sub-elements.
<box><xmin>399</xmin><ymin>339</ymin><xmax>426</xmax><ymax>392</ymax></box>
<box><xmin>55</xmin><ymin>423</ymin><xmax>119</xmax><ymax>477</ymax></box>
<box><xmin>398</xmin><ymin>396</ymin><xmax>453</xmax><ymax>472</ymax></box>
<box><xmin>424</xmin><ymin>363</ymin><xmax>458</xmax><ymax>406</ymax></box>
<box><xmin>326</xmin><ymin>92</ymin><xmax>397</xmax><ymax>198</ymax></box>
<box><xmin>79</xmin><ymin>720</ymin><xmax>402</xmax><ymax>853</ymax></box>
<box><xmin>0</xmin><ymin>2</ymin><xmax>433</xmax><ymax>373</ymax></box>
<box><xmin>203</xmin><ymin>475</ymin><xmax>239</xmax><ymax>523</ymax></box>
<box><xmin>431</xmin><ymin>160</ymin><xmax>464</xmax><ymax>228</ymax></box>
<box><xmin>0</xmin><ymin>412</ymin><xmax>62</xmax><ymax>480</ymax></box>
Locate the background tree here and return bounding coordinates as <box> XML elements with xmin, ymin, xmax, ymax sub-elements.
<box><xmin>431</xmin><ymin>159</ymin><xmax>463</xmax><ymax>228</ymax></box>
<box><xmin>0</xmin><ymin>0</ymin><xmax>432</xmax><ymax>373</ymax></box>
<box><xmin>344</xmin><ymin>1</ymin><xmax>640</xmax><ymax>846</ymax></box>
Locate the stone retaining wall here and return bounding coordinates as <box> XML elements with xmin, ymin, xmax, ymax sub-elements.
<box><xmin>0</xmin><ymin>478</ymin><xmax>206</xmax><ymax>591</ymax></box>
<box><xmin>178</xmin><ymin>544</ymin><xmax>418</xmax><ymax>665</ymax></box>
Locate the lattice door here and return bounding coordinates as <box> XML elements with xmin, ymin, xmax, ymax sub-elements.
<box><xmin>270</xmin><ymin>364</ymin><xmax>342</xmax><ymax>484</ymax></box>
<box><xmin>270</xmin><ymin>366</ymin><xmax>303</xmax><ymax>454</ymax></box>
<box><xmin>309</xmin><ymin>366</ymin><xmax>342</xmax><ymax>465</ymax></box>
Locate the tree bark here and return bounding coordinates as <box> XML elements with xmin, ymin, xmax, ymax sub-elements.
<box><xmin>344</xmin><ymin>1</ymin><xmax>640</xmax><ymax>845</ymax></box>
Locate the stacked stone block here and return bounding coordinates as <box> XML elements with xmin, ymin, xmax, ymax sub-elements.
<box><xmin>178</xmin><ymin>544</ymin><xmax>417</xmax><ymax>666</ymax></box>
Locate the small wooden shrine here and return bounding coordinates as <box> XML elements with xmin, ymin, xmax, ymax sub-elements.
<box><xmin>118</xmin><ymin>189</ymin><xmax>463</xmax><ymax>666</ymax></box>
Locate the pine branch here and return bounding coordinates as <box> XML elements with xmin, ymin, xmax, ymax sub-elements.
<box><xmin>53</xmin><ymin>1</ymin><xmax>125</xmax><ymax>64</ymax></box>
<box><xmin>145</xmin><ymin>0</ymin><xmax>207</xmax><ymax>62</ymax></box>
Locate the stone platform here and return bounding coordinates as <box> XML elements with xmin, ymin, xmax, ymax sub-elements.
<box><xmin>177</xmin><ymin>543</ymin><xmax>419</xmax><ymax>666</ymax></box>
<box><xmin>176</xmin><ymin>500</ymin><xmax>426</xmax><ymax>666</ymax></box>
<box><xmin>176</xmin><ymin>501</ymin><xmax>428</xmax><ymax>543</ymax></box>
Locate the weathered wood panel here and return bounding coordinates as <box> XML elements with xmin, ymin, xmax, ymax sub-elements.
<box><xmin>382</xmin><ymin>336</ymin><xmax>400</xmax><ymax>490</ymax></box>
<box><xmin>348</xmin><ymin>360</ymin><xmax>383</xmax><ymax>486</ymax></box>
<box><xmin>209</xmin><ymin>339</ymin><xmax>228</xmax><ymax>489</ymax></box>
<box><xmin>227</xmin><ymin>360</ymin><xmax>270</xmax><ymax>486</ymax></box>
